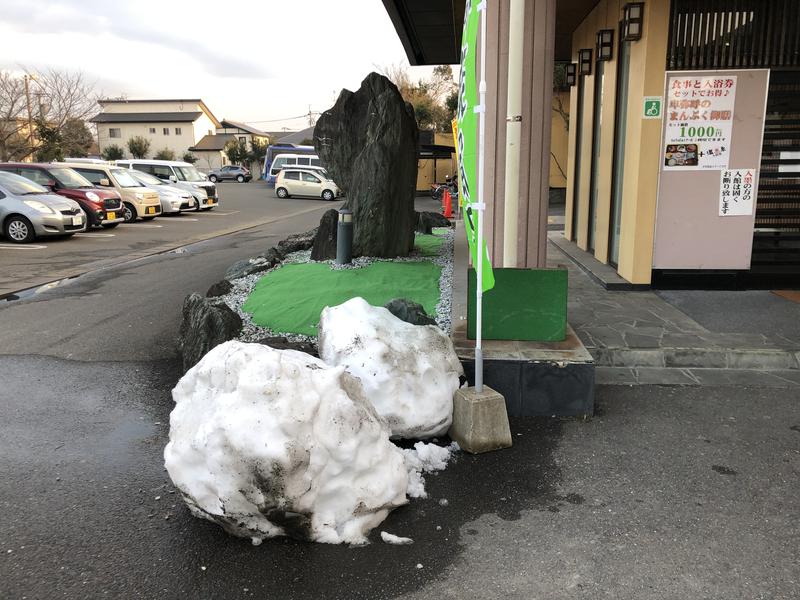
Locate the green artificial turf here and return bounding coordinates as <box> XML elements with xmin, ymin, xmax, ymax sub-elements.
<box><xmin>413</xmin><ymin>233</ymin><xmax>445</xmax><ymax>257</ymax></box>
<box><xmin>242</xmin><ymin>260</ymin><xmax>442</xmax><ymax>336</ymax></box>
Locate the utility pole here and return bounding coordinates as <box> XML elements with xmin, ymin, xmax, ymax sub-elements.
<box><xmin>24</xmin><ymin>74</ymin><xmax>34</xmax><ymax>160</ymax></box>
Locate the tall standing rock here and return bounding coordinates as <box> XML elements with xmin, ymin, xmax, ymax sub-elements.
<box><xmin>313</xmin><ymin>73</ymin><xmax>418</xmax><ymax>258</ymax></box>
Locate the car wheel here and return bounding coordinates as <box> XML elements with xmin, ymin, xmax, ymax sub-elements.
<box><xmin>101</xmin><ymin>222</ymin><xmax>120</xmax><ymax>229</ymax></box>
<box><xmin>209</xmin><ymin>175</ymin><xmax>218</xmax><ymax>183</ymax></box>
<box><xmin>276</xmin><ymin>187</ymin><xmax>289</xmax><ymax>199</ymax></box>
<box><xmin>322</xmin><ymin>189</ymin><xmax>335</xmax><ymax>201</ymax></box>
<box><xmin>236</xmin><ymin>175</ymin><xmax>245</xmax><ymax>183</ymax></box>
<box><xmin>122</xmin><ymin>202</ymin><xmax>137</xmax><ymax>223</ymax></box>
<box><xmin>4</xmin><ymin>215</ymin><xmax>35</xmax><ymax>243</ymax></box>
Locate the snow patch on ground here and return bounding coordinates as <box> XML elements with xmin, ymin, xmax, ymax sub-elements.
<box><xmin>318</xmin><ymin>297</ymin><xmax>463</xmax><ymax>439</ymax></box>
<box><xmin>380</xmin><ymin>531</ymin><xmax>414</xmax><ymax>545</ymax></box>
<box><xmin>164</xmin><ymin>341</ymin><xmax>409</xmax><ymax>545</ymax></box>
<box><xmin>402</xmin><ymin>441</ymin><xmax>460</xmax><ymax>499</ymax></box>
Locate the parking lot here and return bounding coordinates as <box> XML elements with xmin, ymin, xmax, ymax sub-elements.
<box><xmin>0</xmin><ymin>181</ymin><xmax>332</xmax><ymax>298</ymax></box>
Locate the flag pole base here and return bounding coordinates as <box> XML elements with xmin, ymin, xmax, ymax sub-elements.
<box><xmin>449</xmin><ymin>384</ymin><xmax>512</xmax><ymax>454</ymax></box>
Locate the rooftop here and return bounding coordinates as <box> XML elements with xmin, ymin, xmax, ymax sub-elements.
<box><xmin>90</xmin><ymin>112</ymin><xmax>203</xmax><ymax>124</ymax></box>
<box><xmin>189</xmin><ymin>133</ymin><xmax>237</xmax><ymax>152</ymax></box>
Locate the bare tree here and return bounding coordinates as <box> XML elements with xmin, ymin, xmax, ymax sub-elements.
<box><xmin>28</xmin><ymin>68</ymin><xmax>99</xmax><ymax>129</ymax></box>
<box><xmin>0</xmin><ymin>71</ymin><xmax>31</xmax><ymax>161</ymax></box>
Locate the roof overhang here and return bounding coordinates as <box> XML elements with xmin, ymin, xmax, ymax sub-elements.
<box><xmin>382</xmin><ymin>0</ymin><xmax>601</xmax><ymax>64</ymax></box>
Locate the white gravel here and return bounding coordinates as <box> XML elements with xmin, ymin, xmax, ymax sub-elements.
<box><xmin>221</xmin><ymin>227</ymin><xmax>456</xmax><ymax>344</ymax></box>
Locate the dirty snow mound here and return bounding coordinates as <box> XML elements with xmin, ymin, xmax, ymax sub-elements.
<box><xmin>381</xmin><ymin>531</ymin><xmax>414</xmax><ymax>545</ymax></box>
<box><xmin>164</xmin><ymin>341</ymin><xmax>409</xmax><ymax>545</ymax></box>
<box><xmin>402</xmin><ymin>441</ymin><xmax>460</xmax><ymax>499</ymax></box>
<box><xmin>318</xmin><ymin>297</ymin><xmax>463</xmax><ymax>439</ymax></box>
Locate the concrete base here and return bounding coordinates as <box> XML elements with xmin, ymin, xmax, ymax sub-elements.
<box><xmin>449</xmin><ymin>385</ymin><xmax>513</xmax><ymax>454</ymax></box>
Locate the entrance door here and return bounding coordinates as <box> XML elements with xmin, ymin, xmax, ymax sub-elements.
<box><xmin>570</xmin><ymin>74</ymin><xmax>587</xmax><ymax>241</ymax></box>
<box><xmin>608</xmin><ymin>32</ymin><xmax>631</xmax><ymax>266</ymax></box>
<box><xmin>751</xmin><ymin>70</ymin><xmax>800</xmax><ymax>278</ymax></box>
<box><xmin>587</xmin><ymin>60</ymin><xmax>606</xmax><ymax>252</ymax></box>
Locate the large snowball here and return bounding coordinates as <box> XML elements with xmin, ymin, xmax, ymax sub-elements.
<box><xmin>164</xmin><ymin>341</ymin><xmax>409</xmax><ymax>545</ymax></box>
<box><xmin>318</xmin><ymin>297</ymin><xmax>463</xmax><ymax>439</ymax></box>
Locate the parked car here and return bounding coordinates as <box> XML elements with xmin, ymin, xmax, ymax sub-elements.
<box><xmin>0</xmin><ymin>163</ymin><xmax>124</xmax><ymax>228</ymax></box>
<box><xmin>275</xmin><ymin>168</ymin><xmax>341</xmax><ymax>201</ymax></box>
<box><xmin>0</xmin><ymin>171</ymin><xmax>87</xmax><ymax>243</ymax></box>
<box><xmin>116</xmin><ymin>160</ymin><xmax>218</xmax><ymax>210</ymax></box>
<box><xmin>207</xmin><ymin>165</ymin><xmax>251</xmax><ymax>183</ymax></box>
<box><xmin>59</xmin><ymin>162</ymin><xmax>161</xmax><ymax>223</ymax></box>
<box><xmin>127</xmin><ymin>170</ymin><xmax>195</xmax><ymax>214</ymax></box>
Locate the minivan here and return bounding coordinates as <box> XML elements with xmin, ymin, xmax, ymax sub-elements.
<box><xmin>116</xmin><ymin>160</ymin><xmax>218</xmax><ymax>210</ymax></box>
<box><xmin>275</xmin><ymin>168</ymin><xmax>340</xmax><ymax>201</ymax></box>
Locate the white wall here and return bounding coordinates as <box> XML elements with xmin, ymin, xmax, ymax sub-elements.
<box><xmin>97</xmin><ymin>122</ymin><xmax>199</xmax><ymax>158</ymax></box>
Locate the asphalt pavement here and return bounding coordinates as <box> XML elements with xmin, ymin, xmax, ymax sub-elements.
<box><xmin>0</xmin><ymin>189</ymin><xmax>797</xmax><ymax>599</ymax></box>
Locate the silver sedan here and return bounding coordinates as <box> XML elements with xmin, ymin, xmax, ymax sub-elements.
<box><xmin>0</xmin><ymin>171</ymin><xmax>87</xmax><ymax>243</ymax></box>
<box><xmin>127</xmin><ymin>170</ymin><xmax>196</xmax><ymax>214</ymax></box>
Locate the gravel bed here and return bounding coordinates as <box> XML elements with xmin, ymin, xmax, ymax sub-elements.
<box><xmin>221</xmin><ymin>228</ymin><xmax>456</xmax><ymax>344</ymax></box>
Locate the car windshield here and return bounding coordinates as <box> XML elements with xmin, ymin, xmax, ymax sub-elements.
<box><xmin>174</xmin><ymin>166</ymin><xmax>204</xmax><ymax>182</ymax></box>
<box><xmin>48</xmin><ymin>167</ymin><xmax>93</xmax><ymax>189</ymax></box>
<box><xmin>130</xmin><ymin>170</ymin><xmax>164</xmax><ymax>186</ymax></box>
<box><xmin>0</xmin><ymin>171</ymin><xmax>48</xmax><ymax>195</ymax></box>
<box><xmin>109</xmin><ymin>169</ymin><xmax>142</xmax><ymax>188</ymax></box>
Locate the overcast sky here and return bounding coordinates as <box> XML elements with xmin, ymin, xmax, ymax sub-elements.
<box><xmin>0</xmin><ymin>0</ymin><xmax>443</xmax><ymax>131</ymax></box>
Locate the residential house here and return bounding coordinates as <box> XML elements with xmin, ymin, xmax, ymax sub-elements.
<box><xmin>91</xmin><ymin>99</ymin><xmax>221</xmax><ymax>160</ymax></box>
<box><xmin>189</xmin><ymin>120</ymin><xmax>270</xmax><ymax>172</ymax></box>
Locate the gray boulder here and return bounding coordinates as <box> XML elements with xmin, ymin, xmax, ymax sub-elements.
<box><xmin>416</xmin><ymin>211</ymin><xmax>452</xmax><ymax>234</ymax></box>
<box><xmin>314</xmin><ymin>72</ymin><xmax>418</xmax><ymax>258</ymax></box>
<box><xmin>178</xmin><ymin>293</ymin><xmax>243</xmax><ymax>372</ymax></box>
<box><xmin>277</xmin><ymin>229</ymin><xmax>317</xmax><ymax>256</ymax></box>
<box><xmin>384</xmin><ymin>298</ymin><xmax>438</xmax><ymax>327</ymax></box>
<box><xmin>311</xmin><ymin>209</ymin><xmax>339</xmax><ymax>261</ymax></box>
<box><xmin>206</xmin><ymin>279</ymin><xmax>233</xmax><ymax>298</ymax></box>
<box><xmin>225</xmin><ymin>256</ymin><xmax>278</xmax><ymax>280</ymax></box>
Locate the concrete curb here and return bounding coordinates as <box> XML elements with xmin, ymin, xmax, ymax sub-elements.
<box><xmin>590</xmin><ymin>347</ymin><xmax>800</xmax><ymax>370</ymax></box>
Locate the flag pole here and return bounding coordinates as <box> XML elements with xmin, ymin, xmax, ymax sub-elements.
<box><xmin>475</xmin><ymin>0</ymin><xmax>487</xmax><ymax>393</ymax></box>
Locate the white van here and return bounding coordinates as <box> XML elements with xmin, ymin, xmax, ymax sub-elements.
<box><xmin>116</xmin><ymin>159</ymin><xmax>218</xmax><ymax>210</ymax></box>
<box><xmin>268</xmin><ymin>153</ymin><xmax>322</xmax><ymax>180</ymax></box>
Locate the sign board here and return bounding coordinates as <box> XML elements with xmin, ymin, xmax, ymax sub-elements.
<box><xmin>653</xmin><ymin>69</ymin><xmax>769</xmax><ymax>271</ymax></box>
<box><xmin>643</xmin><ymin>96</ymin><xmax>662</xmax><ymax>119</ymax></box>
<box><xmin>719</xmin><ymin>169</ymin><xmax>756</xmax><ymax>216</ymax></box>
<box><xmin>663</xmin><ymin>75</ymin><xmax>736</xmax><ymax>170</ymax></box>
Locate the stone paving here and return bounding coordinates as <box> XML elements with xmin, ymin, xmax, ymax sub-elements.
<box><xmin>548</xmin><ymin>242</ymin><xmax>800</xmax><ymax>386</ymax></box>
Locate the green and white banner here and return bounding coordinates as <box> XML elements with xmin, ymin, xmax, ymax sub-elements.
<box><xmin>456</xmin><ymin>0</ymin><xmax>495</xmax><ymax>292</ymax></box>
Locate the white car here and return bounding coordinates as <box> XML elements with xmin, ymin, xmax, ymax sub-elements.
<box><xmin>116</xmin><ymin>159</ymin><xmax>218</xmax><ymax>210</ymax></box>
<box><xmin>128</xmin><ymin>170</ymin><xmax>195</xmax><ymax>213</ymax></box>
<box><xmin>275</xmin><ymin>168</ymin><xmax>341</xmax><ymax>201</ymax></box>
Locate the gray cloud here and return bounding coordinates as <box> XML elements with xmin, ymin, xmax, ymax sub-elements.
<box><xmin>0</xmin><ymin>0</ymin><xmax>271</xmax><ymax>79</ymax></box>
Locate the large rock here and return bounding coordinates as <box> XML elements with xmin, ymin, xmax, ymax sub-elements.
<box><xmin>319</xmin><ymin>297</ymin><xmax>463</xmax><ymax>439</ymax></box>
<box><xmin>277</xmin><ymin>228</ymin><xmax>317</xmax><ymax>256</ymax></box>
<box><xmin>177</xmin><ymin>293</ymin><xmax>243</xmax><ymax>372</ymax></box>
<box><xmin>384</xmin><ymin>298</ymin><xmax>437</xmax><ymax>327</ymax></box>
<box><xmin>205</xmin><ymin>279</ymin><xmax>232</xmax><ymax>298</ymax></box>
<box><xmin>415</xmin><ymin>211</ymin><xmax>452</xmax><ymax>234</ymax></box>
<box><xmin>225</xmin><ymin>255</ymin><xmax>278</xmax><ymax>280</ymax></box>
<box><xmin>314</xmin><ymin>72</ymin><xmax>418</xmax><ymax>258</ymax></box>
<box><xmin>310</xmin><ymin>209</ymin><xmax>339</xmax><ymax>261</ymax></box>
<box><xmin>165</xmin><ymin>341</ymin><xmax>409</xmax><ymax>544</ymax></box>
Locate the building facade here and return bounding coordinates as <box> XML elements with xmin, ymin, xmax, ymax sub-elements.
<box><xmin>91</xmin><ymin>99</ymin><xmax>221</xmax><ymax>160</ymax></box>
<box><xmin>384</xmin><ymin>0</ymin><xmax>800</xmax><ymax>287</ymax></box>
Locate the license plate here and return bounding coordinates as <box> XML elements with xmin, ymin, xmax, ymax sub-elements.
<box><xmin>72</xmin><ymin>216</ymin><xmax>82</xmax><ymax>226</ymax></box>
<box><xmin>147</xmin><ymin>207</ymin><xmax>156</xmax><ymax>214</ymax></box>
<box><xmin>207</xmin><ymin>198</ymin><xmax>216</xmax><ymax>204</ymax></box>
<box><xmin>107</xmin><ymin>211</ymin><xmax>116</xmax><ymax>220</ymax></box>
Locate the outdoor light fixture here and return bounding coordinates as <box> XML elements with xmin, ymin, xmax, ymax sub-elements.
<box><xmin>596</xmin><ymin>29</ymin><xmax>614</xmax><ymax>61</ymax></box>
<box><xmin>566</xmin><ymin>63</ymin><xmax>577</xmax><ymax>86</ymax></box>
<box><xmin>623</xmin><ymin>2</ymin><xmax>644</xmax><ymax>41</ymax></box>
<box><xmin>336</xmin><ymin>208</ymin><xmax>353</xmax><ymax>265</ymax></box>
<box><xmin>578</xmin><ymin>49</ymin><xmax>593</xmax><ymax>75</ymax></box>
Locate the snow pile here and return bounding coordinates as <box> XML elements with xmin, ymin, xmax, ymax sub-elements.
<box><xmin>381</xmin><ymin>531</ymin><xmax>414</xmax><ymax>545</ymax></box>
<box><xmin>318</xmin><ymin>297</ymin><xmax>463</xmax><ymax>439</ymax></box>
<box><xmin>164</xmin><ymin>341</ymin><xmax>409</xmax><ymax>545</ymax></box>
<box><xmin>402</xmin><ymin>441</ymin><xmax>460</xmax><ymax>499</ymax></box>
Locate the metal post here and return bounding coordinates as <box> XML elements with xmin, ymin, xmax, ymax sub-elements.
<box><xmin>475</xmin><ymin>0</ymin><xmax>488</xmax><ymax>393</ymax></box>
<box><xmin>336</xmin><ymin>208</ymin><xmax>353</xmax><ymax>265</ymax></box>
<box><xmin>503</xmin><ymin>0</ymin><xmax>524</xmax><ymax>267</ymax></box>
